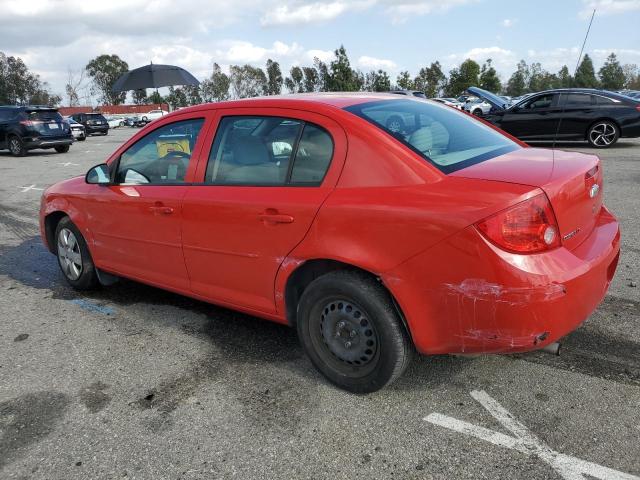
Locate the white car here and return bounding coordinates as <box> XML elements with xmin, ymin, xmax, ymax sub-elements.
<box><xmin>140</xmin><ymin>109</ymin><xmax>168</xmax><ymax>122</ymax></box>
<box><xmin>463</xmin><ymin>98</ymin><xmax>492</xmax><ymax>116</ymax></box>
<box><xmin>105</xmin><ymin>116</ymin><xmax>124</xmax><ymax>129</ymax></box>
<box><xmin>64</xmin><ymin>117</ymin><xmax>86</xmax><ymax>141</ymax></box>
<box><xmin>433</xmin><ymin>97</ymin><xmax>464</xmax><ymax>109</ymax></box>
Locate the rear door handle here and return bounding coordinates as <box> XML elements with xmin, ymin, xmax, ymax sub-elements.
<box><xmin>258</xmin><ymin>212</ymin><xmax>294</xmax><ymax>224</ymax></box>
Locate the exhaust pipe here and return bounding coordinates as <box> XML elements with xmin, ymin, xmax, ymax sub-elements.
<box><xmin>540</xmin><ymin>342</ymin><xmax>561</xmax><ymax>356</ymax></box>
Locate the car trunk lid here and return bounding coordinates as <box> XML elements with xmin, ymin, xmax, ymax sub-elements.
<box><xmin>23</xmin><ymin>109</ymin><xmax>67</xmax><ymax>137</ymax></box>
<box><xmin>451</xmin><ymin>147</ymin><xmax>603</xmax><ymax>251</ymax></box>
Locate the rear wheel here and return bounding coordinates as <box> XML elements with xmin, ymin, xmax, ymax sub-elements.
<box><xmin>55</xmin><ymin>217</ymin><xmax>99</xmax><ymax>290</ymax></box>
<box><xmin>55</xmin><ymin>145</ymin><xmax>70</xmax><ymax>153</ymax></box>
<box><xmin>8</xmin><ymin>136</ymin><xmax>26</xmax><ymax>157</ymax></box>
<box><xmin>472</xmin><ymin>108</ymin><xmax>483</xmax><ymax>116</ymax></box>
<box><xmin>296</xmin><ymin>270</ymin><xmax>412</xmax><ymax>393</ymax></box>
<box><xmin>588</xmin><ymin>120</ymin><xmax>619</xmax><ymax>148</ymax></box>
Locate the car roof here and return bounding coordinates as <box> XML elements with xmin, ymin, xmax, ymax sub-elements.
<box><xmin>173</xmin><ymin>92</ymin><xmax>413</xmax><ymax>115</ymax></box>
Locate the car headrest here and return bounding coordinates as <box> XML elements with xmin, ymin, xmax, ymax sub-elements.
<box><xmin>232</xmin><ymin>136</ymin><xmax>270</xmax><ymax>166</ymax></box>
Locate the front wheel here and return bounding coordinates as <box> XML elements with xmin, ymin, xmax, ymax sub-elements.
<box><xmin>472</xmin><ymin>109</ymin><xmax>483</xmax><ymax>117</ymax></box>
<box><xmin>55</xmin><ymin>145</ymin><xmax>70</xmax><ymax>153</ymax></box>
<box><xmin>588</xmin><ymin>121</ymin><xmax>619</xmax><ymax>148</ymax></box>
<box><xmin>55</xmin><ymin>217</ymin><xmax>99</xmax><ymax>290</ymax></box>
<box><xmin>296</xmin><ymin>270</ymin><xmax>412</xmax><ymax>393</ymax></box>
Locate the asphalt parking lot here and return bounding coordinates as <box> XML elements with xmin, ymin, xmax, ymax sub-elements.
<box><xmin>1</xmin><ymin>127</ymin><xmax>639</xmax><ymax>480</ymax></box>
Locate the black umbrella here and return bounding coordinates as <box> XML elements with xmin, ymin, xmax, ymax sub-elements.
<box><xmin>111</xmin><ymin>63</ymin><xmax>200</xmax><ymax>92</ymax></box>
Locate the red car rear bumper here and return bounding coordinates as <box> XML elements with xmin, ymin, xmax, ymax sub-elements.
<box><xmin>383</xmin><ymin>206</ymin><xmax>620</xmax><ymax>355</ymax></box>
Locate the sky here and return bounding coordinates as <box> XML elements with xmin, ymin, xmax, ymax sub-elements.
<box><xmin>1</xmin><ymin>0</ymin><xmax>640</xmax><ymax>102</ymax></box>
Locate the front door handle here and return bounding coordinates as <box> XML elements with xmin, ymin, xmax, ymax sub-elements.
<box><xmin>148</xmin><ymin>202</ymin><xmax>174</xmax><ymax>215</ymax></box>
<box><xmin>258</xmin><ymin>211</ymin><xmax>294</xmax><ymax>224</ymax></box>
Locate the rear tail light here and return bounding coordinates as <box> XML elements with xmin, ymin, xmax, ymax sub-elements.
<box><xmin>636</xmin><ymin>105</ymin><xmax>640</xmax><ymax>112</ymax></box>
<box><xmin>475</xmin><ymin>193</ymin><xmax>561</xmax><ymax>254</ymax></box>
<box><xmin>20</xmin><ymin>120</ymin><xmax>42</xmax><ymax>127</ymax></box>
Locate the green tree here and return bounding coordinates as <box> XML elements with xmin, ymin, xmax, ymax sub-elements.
<box><xmin>363</xmin><ymin>70</ymin><xmax>391</xmax><ymax>92</ymax></box>
<box><xmin>574</xmin><ymin>54</ymin><xmax>599</xmax><ymax>88</ymax></box>
<box><xmin>0</xmin><ymin>52</ymin><xmax>61</xmax><ymax>106</ymax></box>
<box><xmin>148</xmin><ymin>90</ymin><xmax>165</xmax><ymax>106</ymax></box>
<box><xmin>396</xmin><ymin>71</ymin><xmax>414</xmax><ymax>90</ymax></box>
<box><xmin>302</xmin><ymin>67</ymin><xmax>319</xmax><ymax>92</ymax></box>
<box><xmin>622</xmin><ymin>64</ymin><xmax>639</xmax><ymax>89</ymax></box>
<box><xmin>414</xmin><ymin>61</ymin><xmax>445</xmax><ymax>97</ymax></box>
<box><xmin>229</xmin><ymin>64</ymin><xmax>267</xmax><ymax>98</ymax></box>
<box><xmin>444</xmin><ymin>59</ymin><xmax>480</xmax><ymax>96</ymax></box>
<box><xmin>326</xmin><ymin>45</ymin><xmax>361</xmax><ymax>91</ymax></box>
<box><xmin>166</xmin><ymin>86</ymin><xmax>188</xmax><ymax>108</ymax></box>
<box><xmin>85</xmin><ymin>54</ymin><xmax>129</xmax><ymax>105</ymax></box>
<box><xmin>313</xmin><ymin>57</ymin><xmax>330</xmax><ymax>92</ymax></box>
<box><xmin>265</xmin><ymin>59</ymin><xmax>283</xmax><ymax>95</ymax></box>
<box><xmin>132</xmin><ymin>89</ymin><xmax>148</xmax><ymax>105</ymax></box>
<box><xmin>598</xmin><ymin>53</ymin><xmax>625</xmax><ymax>90</ymax></box>
<box><xmin>556</xmin><ymin>65</ymin><xmax>573</xmax><ymax>88</ymax></box>
<box><xmin>200</xmin><ymin>63</ymin><xmax>230</xmax><ymax>102</ymax></box>
<box><xmin>284</xmin><ymin>66</ymin><xmax>304</xmax><ymax>93</ymax></box>
<box><xmin>505</xmin><ymin>60</ymin><xmax>530</xmax><ymax>96</ymax></box>
<box><xmin>479</xmin><ymin>59</ymin><xmax>502</xmax><ymax>93</ymax></box>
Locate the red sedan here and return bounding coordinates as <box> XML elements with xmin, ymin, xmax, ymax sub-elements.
<box><xmin>40</xmin><ymin>94</ymin><xmax>620</xmax><ymax>392</ymax></box>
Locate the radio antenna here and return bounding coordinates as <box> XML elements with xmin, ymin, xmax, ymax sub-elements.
<box><xmin>552</xmin><ymin>8</ymin><xmax>596</xmax><ymax>150</ymax></box>
<box><xmin>574</xmin><ymin>9</ymin><xmax>596</xmax><ymax>76</ymax></box>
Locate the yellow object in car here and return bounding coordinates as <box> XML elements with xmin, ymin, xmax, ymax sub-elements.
<box><xmin>156</xmin><ymin>134</ymin><xmax>191</xmax><ymax>157</ymax></box>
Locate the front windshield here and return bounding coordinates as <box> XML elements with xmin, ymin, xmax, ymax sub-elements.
<box><xmin>344</xmin><ymin>99</ymin><xmax>520</xmax><ymax>174</ymax></box>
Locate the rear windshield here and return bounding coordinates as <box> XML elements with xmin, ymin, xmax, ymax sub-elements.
<box><xmin>86</xmin><ymin>114</ymin><xmax>106</xmax><ymax>120</ymax></box>
<box><xmin>344</xmin><ymin>99</ymin><xmax>519</xmax><ymax>173</ymax></box>
<box><xmin>22</xmin><ymin>110</ymin><xmax>63</xmax><ymax>122</ymax></box>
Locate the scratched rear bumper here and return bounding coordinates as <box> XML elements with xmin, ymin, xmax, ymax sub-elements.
<box><xmin>383</xmin><ymin>206</ymin><xmax>620</xmax><ymax>355</ymax></box>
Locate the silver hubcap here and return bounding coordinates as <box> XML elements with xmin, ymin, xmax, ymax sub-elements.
<box><xmin>57</xmin><ymin>228</ymin><xmax>82</xmax><ymax>280</ymax></box>
<box><xmin>589</xmin><ymin>123</ymin><xmax>616</xmax><ymax>146</ymax></box>
<box><xmin>10</xmin><ymin>138</ymin><xmax>20</xmax><ymax>154</ymax></box>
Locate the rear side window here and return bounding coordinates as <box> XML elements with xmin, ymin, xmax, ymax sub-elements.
<box><xmin>345</xmin><ymin>99</ymin><xmax>519</xmax><ymax>174</ymax></box>
<box><xmin>565</xmin><ymin>94</ymin><xmax>594</xmax><ymax>106</ymax></box>
<box><xmin>205</xmin><ymin>116</ymin><xmax>333</xmax><ymax>186</ymax></box>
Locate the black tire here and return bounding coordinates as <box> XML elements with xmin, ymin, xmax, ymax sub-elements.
<box><xmin>587</xmin><ymin>120</ymin><xmax>619</xmax><ymax>148</ymax></box>
<box><xmin>8</xmin><ymin>135</ymin><xmax>26</xmax><ymax>157</ymax></box>
<box><xmin>472</xmin><ymin>109</ymin><xmax>483</xmax><ymax>117</ymax></box>
<box><xmin>385</xmin><ymin>115</ymin><xmax>405</xmax><ymax>133</ymax></box>
<box><xmin>141</xmin><ymin>116</ymin><xmax>148</xmax><ymax>122</ymax></box>
<box><xmin>78</xmin><ymin>137</ymin><xmax>86</xmax><ymax>142</ymax></box>
<box><xmin>54</xmin><ymin>217</ymin><xmax>99</xmax><ymax>290</ymax></box>
<box><xmin>296</xmin><ymin>270</ymin><xmax>412</xmax><ymax>393</ymax></box>
<box><xmin>55</xmin><ymin>145</ymin><xmax>70</xmax><ymax>153</ymax></box>
<box><xmin>119</xmin><ymin>121</ymin><xmax>124</xmax><ymax>127</ymax></box>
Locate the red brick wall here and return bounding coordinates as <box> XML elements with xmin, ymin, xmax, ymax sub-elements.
<box><xmin>58</xmin><ymin>104</ymin><xmax>168</xmax><ymax>116</ymax></box>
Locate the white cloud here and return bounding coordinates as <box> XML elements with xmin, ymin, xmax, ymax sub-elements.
<box><xmin>213</xmin><ymin>40</ymin><xmax>304</xmax><ymax>64</ymax></box>
<box><xmin>501</xmin><ymin>18</ymin><xmax>516</xmax><ymax>27</ymax></box>
<box><xmin>357</xmin><ymin>55</ymin><xmax>397</xmax><ymax>70</ymax></box>
<box><xmin>580</xmin><ymin>0</ymin><xmax>640</xmax><ymax>18</ymax></box>
<box><xmin>381</xmin><ymin>0</ymin><xmax>477</xmax><ymax>24</ymax></box>
<box><xmin>306</xmin><ymin>49</ymin><xmax>335</xmax><ymax>62</ymax></box>
<box><xmin>261</xmin><ymin>2</ymin><xmax>349</xmax><ymax>26</ymax></box>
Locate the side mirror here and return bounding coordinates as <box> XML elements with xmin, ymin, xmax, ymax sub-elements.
<box><xmin>86</xmin><ymin>163</ymin><xmax>111</xmax><ymax>185</ymax></box>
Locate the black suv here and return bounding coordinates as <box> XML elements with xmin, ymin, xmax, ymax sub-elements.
<box><xmin>0</xmin><ymin>106</ymin><xmax>73</xmax><ymax>156</ymax></box>
<box><xmin>70</xmin><ymin>112</ymin><xmax>109</xmax><ymax>135</ymax></box>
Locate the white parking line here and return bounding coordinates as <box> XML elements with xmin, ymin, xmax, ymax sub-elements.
<box><xmin>57</xmin><ymin>162</ymin><xmax>79</xmax><ymax>167</ymax></box>
<box><xmin>17</xmin><ymin>185</ymin><xmax>44</xmax><ymax>193</ymax></box>
<box><xmin>424</xmin><ymin>390</ymin><xmax>640</xmax><ymax>480</ymax></box>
